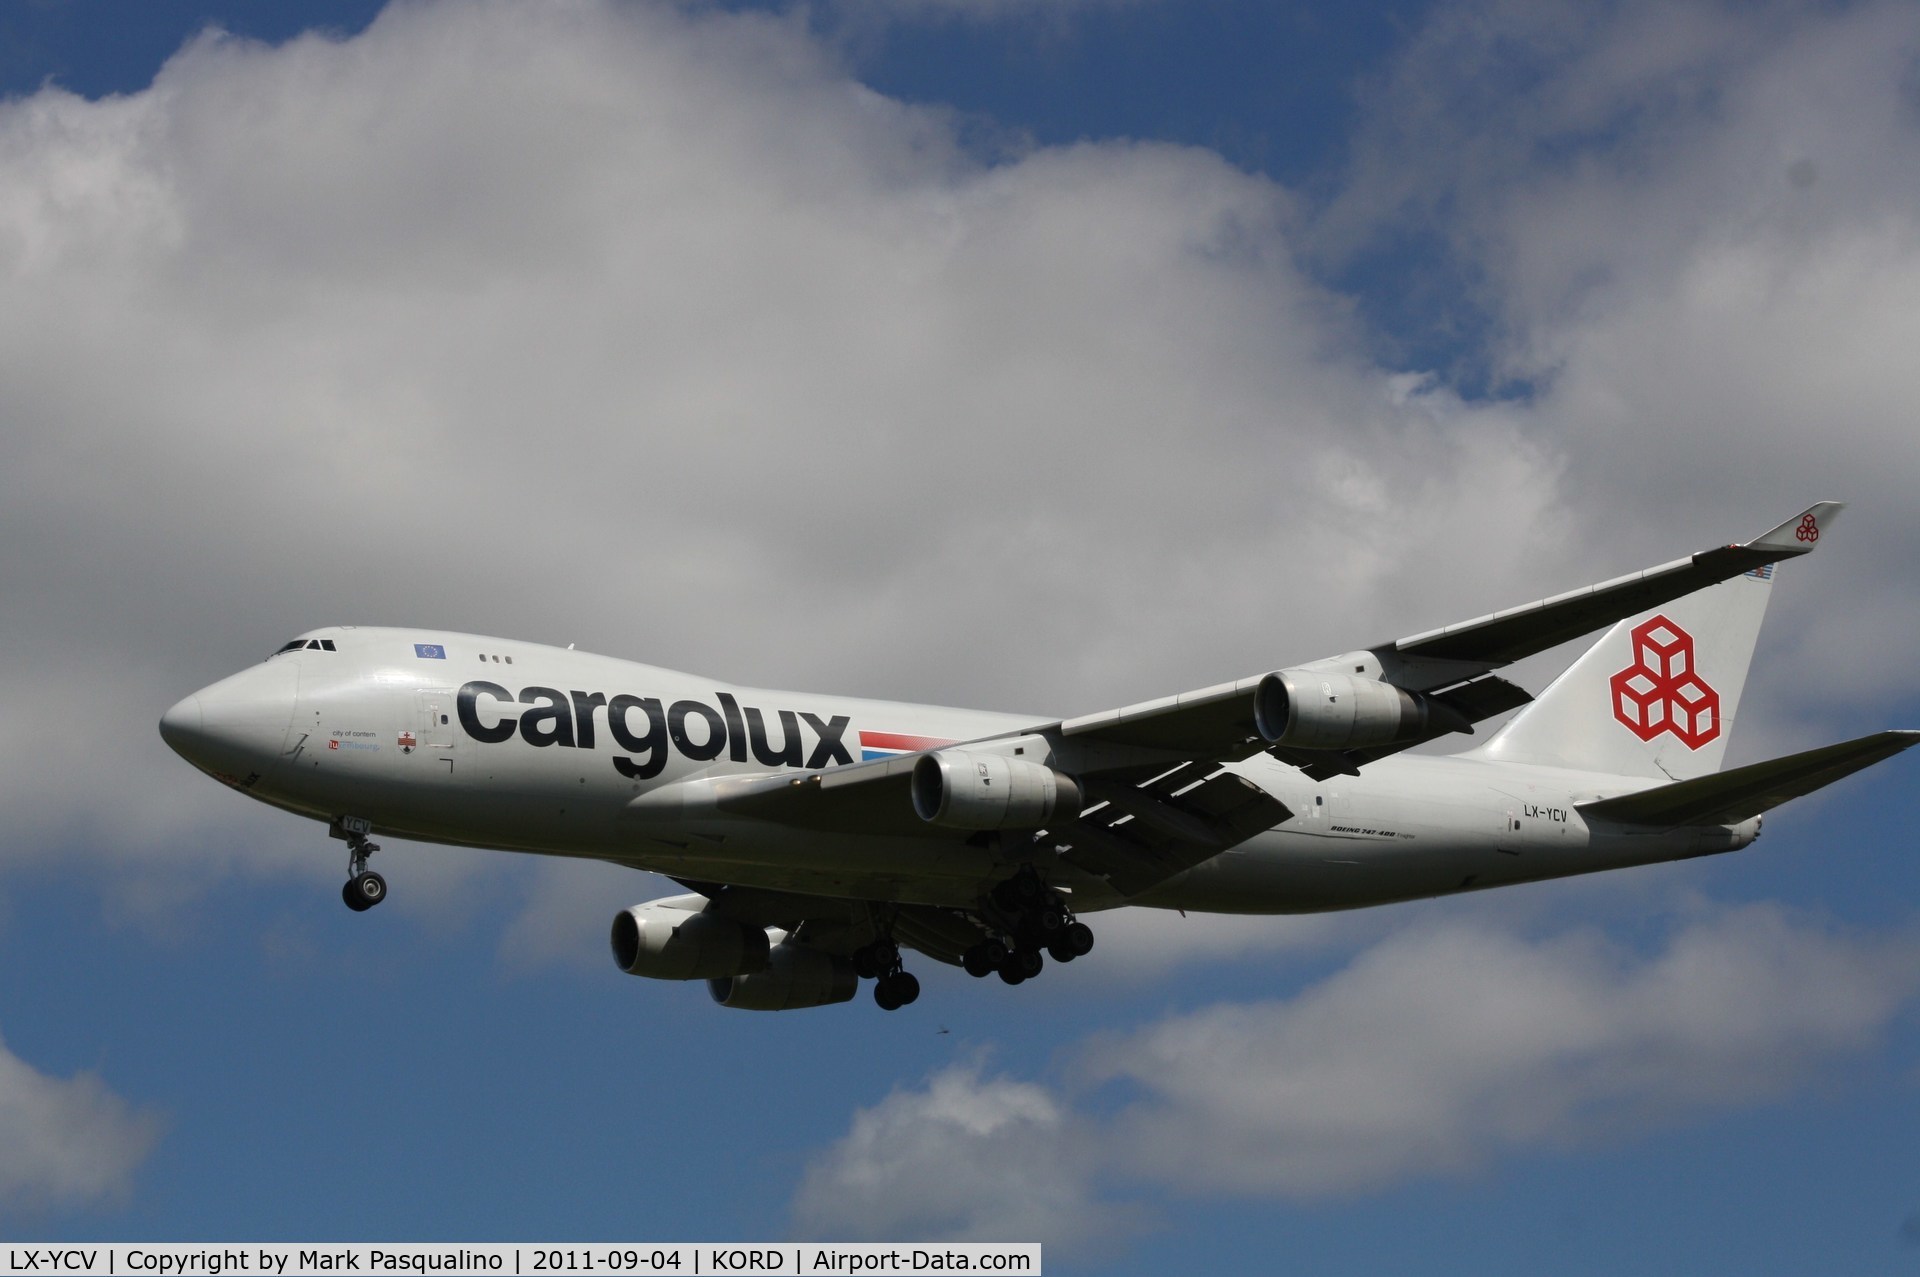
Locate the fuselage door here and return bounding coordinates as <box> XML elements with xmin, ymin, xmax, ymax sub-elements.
<box><xmin>418</xmin><ymin>689</ymin><xmax>456</xmax><ymax>750</ymax></box>
<box><xmin>1494</xmin><ymin>793</ymin><xmax>1521</xmax><ymax>841</ymax></box>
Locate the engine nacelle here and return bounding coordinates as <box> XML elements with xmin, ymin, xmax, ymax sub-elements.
<box><xmin>708</xmin><ymin>943</ymin><xmax>858</xmax><ymax>1011</ymax></box>
<box><xmin>911</xmin><ymin>749</ymin><xmax>1082</xmax><ymax>830</ymax></box>
<box><xmin>1254</xmin><ymin>670</ymin><xmax>1458</xmax><ymax>750</ymax></box>
<box><xmin>610</xmin><ymin>902</ymin><xmax>770</xmax><ymax>981</ymax></box>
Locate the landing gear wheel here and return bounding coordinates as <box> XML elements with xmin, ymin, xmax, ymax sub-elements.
<box><xmin>1064</xmin><ymin>922</ymin><xmax>1094</xmax><ymax>956</ymax></box>
<box><xmin>853</xmin><ymin>940</ymin><xmax>900</xmax><ymax>981</ymax></box>
<box><xmin>963</xmin><ymin>940</ymin><xmax>1007</xmax><ymax>978</ymax></box>
<box><xmin>993</xmin><ymin>870</ymin><xmax>1046</xmax><ymax>912</ymax></box>
<box><xmin>337</xmin><ymin>825</ymin><xmax>385</xmax><ymax>912</ymax></box>
<box><xmin>1048</xmin><ymin>936</ymin><xmax>1077</xmax><ymax>964</ymax></box>
<box><xmin>873</xmin><ymin>970</ymin><xmax>920</xmax><ymax>1010</ymax></box>
<box><xmin>347</xmin><ymin>871</ymin><xmax>386</xmax><ymax>910</ymax></box>
<box><xmin>993</xmin><ymin>943</ymin><xmax>1044</xmax><ymax>984</ymax></box>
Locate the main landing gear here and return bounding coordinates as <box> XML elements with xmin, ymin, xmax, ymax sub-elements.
<box><xmin>961</xmin><ymin>869</ymin><xmax>1093</xmax><ymax>987</ymax></box>
<box><xmin>853</xmin><ymin>936</ymin><xmax>921</xmax><ymax>1011</ymax></box>
<box><xmin>334</xmin><ymin>823</ymin><xmax>386</xmax><ymax>913</ymax></box>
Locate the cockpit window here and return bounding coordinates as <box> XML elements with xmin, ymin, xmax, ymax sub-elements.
<box><xmin>270</xmin><ymin>638</ymin><xmax>339</xmax><ymax>657</ymax></box>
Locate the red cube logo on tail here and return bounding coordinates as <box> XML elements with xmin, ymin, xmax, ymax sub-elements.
<box><xmin>1609</xmin><ymin>615</ymin><xmax>1720</xmax><ymax>748</ymax></box>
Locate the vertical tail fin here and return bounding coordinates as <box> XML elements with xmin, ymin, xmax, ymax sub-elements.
<box><xmin>1467</xmin><ymin>568</ymin><xmax>1777</xmax><ymax>780</ymax></box>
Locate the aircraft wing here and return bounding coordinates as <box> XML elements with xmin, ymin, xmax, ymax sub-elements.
<box><xmin>1382</xmin><ymin>501</ymin><xmax>1843</xmax><ymax>673</ymax></box>
<box><xmin>630</xmin><ymin>502</ymin><xmax>1837</xmax><ymax>898</ymax></box>
<box><xmin>1577</xmin><ymin>730</ymin><xmax>1920</xmax><ymax>826</ymax></box>
<box><xmin>664</xmin><ymin>753</ymin><xmax>1289</xmax><ymax>900</ymax></box>
<box><xmin>677</xmin><ymin>761</ymin><xmax>1288</xmax><ymax>944</ymax></box>
<box><xmin>688</xmin><ymin>755</ymin><xmax>926</xmax><ymax>835</ymax></box>
<box><xmin>1053</xmin><ymin>502</ymin><xmax>1843</xmax><ymax>769</ymax></box>
<box><xmin>1064</xmin><ymin>761</ymin><xmax>1290</xmax><ymax>896</ymax></box>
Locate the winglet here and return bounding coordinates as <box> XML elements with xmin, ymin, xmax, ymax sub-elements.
<box><xmin>1748</xmin><ymin>501</ymin><xmax>1844</xmax><ymax>555</ymax></box>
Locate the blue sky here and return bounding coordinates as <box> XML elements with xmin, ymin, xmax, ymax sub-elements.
<box><xmin>4</xmin><ymin>1</ymin><xmax>1920</xmax><ymax>1271</ymax></box>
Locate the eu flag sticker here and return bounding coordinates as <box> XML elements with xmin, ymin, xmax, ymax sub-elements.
<box><xmin>413</xmin><ymin>643</ymin><xmax>447</xmax><ymax>659</ymax></box>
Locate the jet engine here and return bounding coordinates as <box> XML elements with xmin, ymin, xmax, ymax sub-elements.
<box><xmin>610</xmin><ymin>901</ymin><xmax>771</xmax><ymax>981</ymax></box>
<box><xmin>1254</xmin><ymin>670</ymin><xmax>1466</xmax><ymax>750</ymax></box>
<box><xmin>911</xmin><ymin>749</ymin><xmax>1083</xmax><ymax>830</ymax></box>
<box><xmin>708</xmin><ymin>942</ymin><xmax>858</xmax><ymax>1011</ymax></box>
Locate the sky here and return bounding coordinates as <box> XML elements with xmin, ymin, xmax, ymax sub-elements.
<box><xmin>3</xmin><ymin>0</ymin><xmax>1920</xmax><ymax>1270</ymax></box>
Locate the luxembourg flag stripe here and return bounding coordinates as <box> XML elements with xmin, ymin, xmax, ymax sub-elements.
<box><xmin>859</xmin><ymin>730</ymin><xmax>953</xmax><ymax>761</ymax></box>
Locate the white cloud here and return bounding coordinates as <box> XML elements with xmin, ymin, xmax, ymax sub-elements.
<box><xmin>796</xmin><ymin>906</ymin><xmax>1920</xmax><ymax>1246</ymax></box>
<box><xmin>0</xmin><ymin>0</ymin><xmax>1570</xmax><ymax>896</ymax></box>
<box><xmin>497</xmin><ymin>860</ymin><xmax>680</xmax><ymax>972</ymax></box>
<box><xmin>1</xmin><ymin>0</ymin><xmax>1915</xmax><ymax>1252</ymax></box>
<box><xmin>0</xmin><ymin>1032</ymin><xmax>164</xmax><ymax>1215</ymax></box>
<box><xmin>1074</xmin><ymin>904</ymin><xmax>1361</xmax><ymax>980</ymax></box>
<box><xmin>0</xmin><ymin>0</ymin><xmax>1908</xmax><ymax>962</ymax></box>
<box><xmin>834</xmin><ymin>0</ymin><xmax>1150</xmax><ymax>17</ymax></box>
<box><xmin>816</xmin><ymin>0</ymin><xmax>1158</xmax><ymax>36</ymax></box>
<box><xmin>1086</xmin><ymin>904</ymin><xmax>1920</xmax><ymax>1196</ymax></box>
<box><xmin>791</xmin><ymin>1056</ymin><xmax>1146</xmax><ymax>1252</ymax></box>
<box><xmin>1324</xmin><ymin>0</ymin><xmax>1920</xmax><ymax>741</ymax></box>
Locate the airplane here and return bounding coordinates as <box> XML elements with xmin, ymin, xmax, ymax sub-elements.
<box><xmin>158</xmin><ymin>502</ymin><xmax>1916</xmax><ymax>1011</ymax></box>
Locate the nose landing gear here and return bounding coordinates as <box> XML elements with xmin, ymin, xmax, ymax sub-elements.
<box><xmin>331</xmin><ymin>818</ymin><xmax>386</xmax><ymax>913</ymax></box>
<box><xmin>342</xmin><ymin>865</ymin><xmax>386</xmax><ymax>912</ymax></box>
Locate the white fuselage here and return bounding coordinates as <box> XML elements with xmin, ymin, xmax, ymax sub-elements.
<box><xmin>165</xmin><ymin>627</ymin><xmax>1755</xmax><ymax>916</ymax></box>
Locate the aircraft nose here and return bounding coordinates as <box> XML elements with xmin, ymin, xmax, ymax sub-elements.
<box><xmin>158</xmin><ymin>660</ymin><xmax>299</xmax><ymax>782</ymax></box>
<box><xmin>158</xmin><ymin>693</ymin><xmax>203</xmax><ymax>753</ymax></box>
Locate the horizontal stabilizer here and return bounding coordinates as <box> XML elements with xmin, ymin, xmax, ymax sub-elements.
<box><xmin>1578</xmin><ymin>730</ymin><xmax>1920</xmax><ymax>826</ymax></box>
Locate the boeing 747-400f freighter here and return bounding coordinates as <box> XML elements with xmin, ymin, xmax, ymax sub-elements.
<box><xmin>160</xmin><ymin>502</ymin><xmax>1915</xmax><ymax>1011</ymax></box>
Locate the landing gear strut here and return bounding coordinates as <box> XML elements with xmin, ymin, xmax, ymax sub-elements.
<box><xmin>332</xmin><ymin>820</ymin><xmax>386</xmax><ymax>913</ymax></box>
<box><xmin>964</xmin><ymin>868</ymin><xmax>1094</xmax><ymax>986</ymax></box>
<box><xmin>853</xmin><ymin>936</ymin><xmax>921</xmax><ymax>1011</ymax></box>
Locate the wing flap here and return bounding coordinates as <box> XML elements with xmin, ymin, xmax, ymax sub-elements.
<box><xmin>1064</xmin><ymin>765</ymin><xmax>1289</xmax><ymax>896</ymax></box>
<box><xmin>637</xmin><ymin>752</ymin><xmax>1289</xmax><ymax>902</ymax></box>
<box><xmin>1577</xmin><ymin>729</ymin><xmax>1919</xmax><ymax>826</ymax></box>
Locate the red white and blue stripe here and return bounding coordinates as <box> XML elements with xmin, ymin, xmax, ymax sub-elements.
<box><xmin>858</xmin><ymin>730</ymin><xmax>953</xmax><ymax>762</ymax></box>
